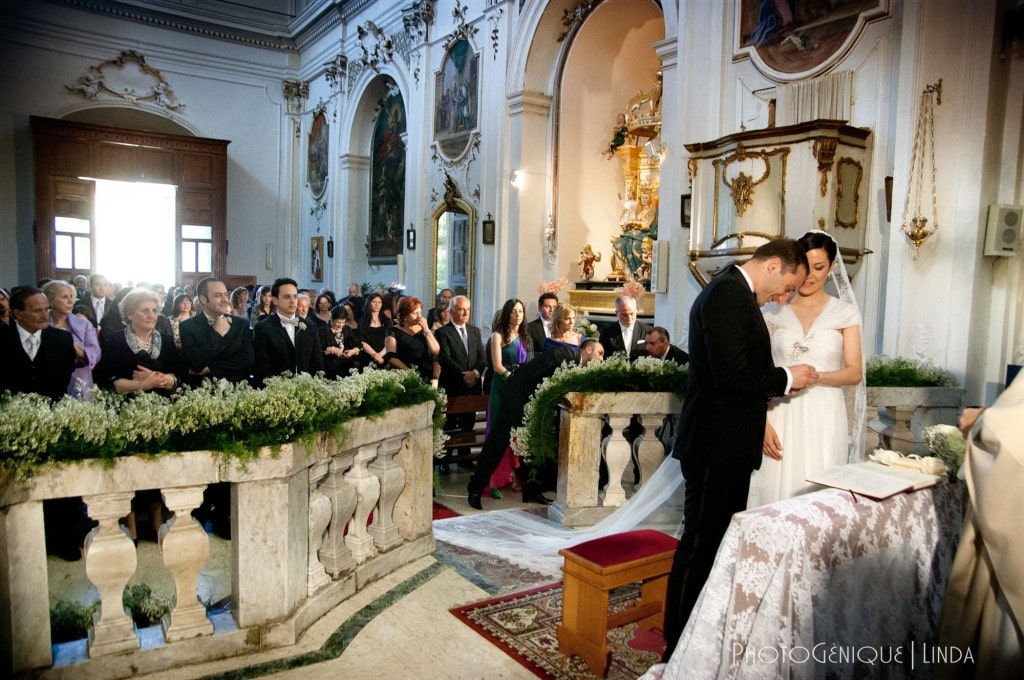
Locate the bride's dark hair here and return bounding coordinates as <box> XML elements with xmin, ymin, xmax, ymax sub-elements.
<box><xmin>798</xmin><ymin>231</ymin><xmax>838</xmax><ymax>263</ymax></box>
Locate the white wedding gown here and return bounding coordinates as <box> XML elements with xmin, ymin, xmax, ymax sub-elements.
<box><xmin>747</xmin><ymin>296</ymin><xmax>861</xmax><ymax>508</ymax></box>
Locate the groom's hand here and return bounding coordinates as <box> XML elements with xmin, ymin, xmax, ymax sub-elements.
<box><xmin>788</xmin><ymin>364</ymin><xmax>819</xmax><ymax>392</ymax></box>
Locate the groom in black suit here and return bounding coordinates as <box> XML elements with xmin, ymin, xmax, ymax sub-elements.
<box><xmin>253</xmin><ymin>277</ymin><xmax>323</xmax><ymax>386</ymax></box>
<box><xmin>180</xmin><ymin>277</ymin><xmax>254</xmax><ymax>386</ymax></box>
<box><xmin>662</xmin><ymin>239</ymin><xmax>818</xmax><ymax>659</ymax></box>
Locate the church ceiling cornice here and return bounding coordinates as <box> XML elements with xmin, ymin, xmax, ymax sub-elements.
<box><xmin>51</xmin><ymin>0</ymin><xmax>311</xmax><ymax>51</ymax></box>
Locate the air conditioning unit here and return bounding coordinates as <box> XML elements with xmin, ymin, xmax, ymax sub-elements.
<box><xmin>984</xmin><ymin>204</ymin><xmax>1022</xmax><ymax>256</ymax></box>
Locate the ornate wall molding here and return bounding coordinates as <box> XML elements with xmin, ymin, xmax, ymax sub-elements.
<box><xmin>444</xmin><ymin>0</ymin><xmax>479</xmax><ymax>50</ymax></box>
<box><xmin>558</xmin><ymin>0</ymin><xmax>598</xmax><ymax>43</ymax></box>
<box><xmin>65</xmin><ymin>50</ymin><xmax>185</xmax><ymax>112</ymax></box>
<box><xmin>283</xmin><ymin>80</ymin><xmax>310</xmax><ymax>115</ymax></box>
<box><xmin>401</xmin><ymin>0</ymin><xmax>435</xmax><ymax>42</ymax></box>
<box><xmin>357</xmin><ymin>21</ymin><xmax>395</xmax><ymax>73</ymax></box>
<box><xmin>487</xmin><ymin>8</ymin><xmax>503</xmax><ymax>60</ymax></box>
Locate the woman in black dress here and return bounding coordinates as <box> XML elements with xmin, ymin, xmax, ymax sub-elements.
<box><xmin>319</xmin><ymin>305</ymin><xmax>361</xmax><ymax>379</ymax></box>
<box><xmin>359</xmin><ymin>292</ymin><xmax>391</xmax><ymax>368</ymax></box>
<box><xmin>384</xmin><ymin>296</ymin><xmax>439</xmax><ymax>382</ymax></box>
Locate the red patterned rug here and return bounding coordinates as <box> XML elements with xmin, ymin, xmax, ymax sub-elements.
<box><xmin>450</xmin><ymin>582</ymin><xmax>665</xmax><ymax>680</ymax></box>
<box><xmin>432</xmin><ymin>501</ymin><xmax>460</xmax><ymax>520</ymax></box>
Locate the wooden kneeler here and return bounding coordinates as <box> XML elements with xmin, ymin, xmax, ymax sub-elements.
<box><xmin>556</xmin><ymin>529</ymin><xmax>678</xmax><ymax>676</ymax></box>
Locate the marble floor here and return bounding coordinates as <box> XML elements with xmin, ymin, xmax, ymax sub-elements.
<box><xmin>48</xmin><ymin>463</ymin><xmax>681</xmax><ymax>679</ymax></box>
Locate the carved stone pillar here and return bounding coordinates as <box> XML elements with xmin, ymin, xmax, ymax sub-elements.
<box><xmin>159</xmin><ymin>485</ymin><xmax>213</xmax><ymax>642</ymax></box>
<box><xmin>344</xmin><ymin>443</ymin><xmax>381</xmax><ymax>563</ymax></box>
<box><xmin>369</xmin><ymin>436</ymin><xmax>406</xmax><ymax>551</ymax></box>
<box><xmin>602</xmin><ymin>415</ymin><xmax>633</xmax><ymax>506</ymax></box>
<box><xmin>319</xmin><ymin>453</ymin><xmax>357</xmax><ymax>578</ymax></box>
<box><xmin>633</xmin><ymin>414</ymin><xmax>669</xmax><ymax>484</ymax></box>
<box><xmin>307</xmin><ymin>461</ymin><xmax>332</xmax><ymax>595</ymax></box>
<box><xmin>83</xmin><ymin>492</ymin><xmax>139</xmax><ymax>657</ymax></box>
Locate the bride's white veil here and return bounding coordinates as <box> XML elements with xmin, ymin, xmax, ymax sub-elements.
<box><xmin>803</xmin><ymin>229</ymin><xmax>867</xmax><ymax>462</ymax></box>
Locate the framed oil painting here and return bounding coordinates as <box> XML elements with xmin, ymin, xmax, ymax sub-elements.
<box><xmin>737</xmin><ymin>0</ymin><xmax>887</xmax><ymax>77</ymax></box>
<box><xmin>308</xmin><ymin>110</ymin><xmax>328</xmax><ymax>199</ymax></box>
<box><xmin>482</xmin><ymin>218</ymin><xmax>495</xmax><ymax>245</ymax></box>
<box><xmin>310</xmin><ymin>236</ymin><xmax>324</xmax><ymax>282</ymax></box>
<box><xmin>434</xmin><ymin>39</ymin><xmax>479</xmax><ymax>160</ymax></box>
<box><xmin>369</xmin><ymin>89</ymin><xmax>406</xmax><ymax>262</ymax></box>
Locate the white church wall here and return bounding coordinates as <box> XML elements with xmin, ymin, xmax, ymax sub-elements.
<box><xmin>0</xmin><ymin>1</ymin><xmax>299</xmax><ymax>289</ymax></box>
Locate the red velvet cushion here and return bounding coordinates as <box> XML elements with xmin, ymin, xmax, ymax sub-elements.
<box><xmin>565</xmin><ymin>529</ymin><xmax>678</xmax><ymax>568</ymax></box>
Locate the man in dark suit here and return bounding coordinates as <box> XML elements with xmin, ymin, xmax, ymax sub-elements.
<box><xmin>526</xmin><ymin>292</ymin><xmax>558</xmax><ymax>353</ymax></box>
<box><xmin>79</xmin><ymin>273</ymin><xmax>119</xmax><ymax>331</ymax></box>
<box><xmin>0</xmin><ymin>286</ymin><xmax>76</xmax><ymax>401</ymax></box>
<box><xmin>180</xmin><ymin>276</ymin><xmax>254</xmax><ymax>386</ymax></box>
<box><xmin>342</xmin><ymin>282</ymin><xmax>364</xmax><ymax>321</ymax></box>
<box><xmin>598</xmin><ymin>294</ymin><xmax>650</xmax><ymax>360</ymax></box>
<box><xmin>643</xmin><ymin>326</ymin><xmax>689</xmax><ymax>365</ymax></box>
<box><xmin>435</xmin><ymin>295</ymin><xmax>486</xmax><ymax>438</ymax></box>
<box><xmin>467</xmin><ymin>339</ymin><xmax>605</xmax><ymax>509</ymax></box>
<box><xmin>662</xmin><ymin>239</ymin><xmax>818</xmax><ymax>659</ymax></box>
<box><xmin>253</xmin><ymin>277</ymin><xmax>323</xmax><ymax>386</ymax></box>
<box><xmin>296</xmin><ymin>292</ymin><xmax>326</xmax><ymax>328</ymax></box>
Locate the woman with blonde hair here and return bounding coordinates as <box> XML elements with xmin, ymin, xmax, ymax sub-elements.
<box><xmin>542</xmin><ymin>303</ymin><xmax>581</xmax><ymax>351</ymax></box>
<box><xmin>43</xmin><ymin>280</ymin><xmax>101</xmax><ymax>399</ymax></box>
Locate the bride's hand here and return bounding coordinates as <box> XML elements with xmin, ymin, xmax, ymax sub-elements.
<box><xmin>762</xmin><ymin>422</ymin><xmax>782</xmax><ymax>460</ymax></box>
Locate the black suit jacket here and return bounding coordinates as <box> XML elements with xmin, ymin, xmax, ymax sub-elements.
<box><xmin>435</xmin><ymin>322</ymin><xmax>485</xmax><ymax>396</ymax></box>
<box><xmin>672</xmin><ymin>266</ymin><xmax>788</xmax><ymax>472</ymax></box>
<box><xmin>526</xmin><ymin>318</ymin><xmax>547</xmax><ymax>355</ymax></box>
<box><xmin>652</xmin><ymin>344</ymin><xmax>689</xmax><ymax>365</ymax></box>
<box><xmin>599</xmin><ymin>320</ymin><xmax>651</xmax><ymax>359</ymax></box>
<box><xmin>179</xmin><ymin>314</ymin><xmax>254</xmax><ymax>385</ymax></box>
<box><xmin>0</xmin><ymin>324</ymin><xmax>76</xmax><ymax>401</ymax></box>
<box><xmin>79</xmin><ymin>291</ymin><xmax>120</xmax><ymax>331</ymax></box>
<box><xmin>253</xmin><ymin>314</ymin><xmax>323</xmax><ymax>385</ymax></box>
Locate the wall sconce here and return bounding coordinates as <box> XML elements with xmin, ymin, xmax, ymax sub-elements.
<box><xmin>510</xmin><ymin>169</ymin><xmax>525</xmax><ymax>189</ymax></box>
<box><xmin>482</xmin><ymin>213</ymin><xmax>495</xmax><ymax>245</ymax></box>
<box><xmin>406</xmin><ymin>224</ymin><xmax>416</xmax><ymax>250</ymax></box>
<box><xmin>326</xmin><ymin>236</ymin><xmax>334</xmax><ymax>258</ymax></box>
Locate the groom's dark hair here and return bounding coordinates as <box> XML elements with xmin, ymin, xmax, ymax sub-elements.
<box><xmin>751</xmin><ymin>238</ymin><xmax>809</xmax><ymax>274</ymax></box>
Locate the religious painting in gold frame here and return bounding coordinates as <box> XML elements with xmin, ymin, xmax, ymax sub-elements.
<box><xmin>310</xmin><ymin>236</ymin><xmax>324</xmax><ymax>283</ymax></box>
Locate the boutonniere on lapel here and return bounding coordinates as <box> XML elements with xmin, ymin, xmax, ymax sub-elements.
<box><xmin>298</xmin><ymin>321</ymin><xmax>307</xmax><ymax>332</ymax></box>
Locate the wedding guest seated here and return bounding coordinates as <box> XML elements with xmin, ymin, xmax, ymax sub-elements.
<box><xmin>426</xmin><ymin>288</ymin><xmax>454</xmax><ymax>327</ymax></box>
<box><xmin>340</xmin><ymin>301</ymin><xmax>361</xmax><ymax>332</ymax></box>
<box><xmin>165</xmin><ymin>293</ymin><xmax>194</xmax><ymax>350</ymax></box>
<box><xmin>230</xmin><ymin>286</ymin><xmax>249</xmax><ymax>319</ymax></box>
<box><xmin>0</xmin><ymin>287</ymin><xmax>11</xmax><ymax>326</ymax></box>
<box><xmin>320</xmin><ymin>305</ymin><xmax>361</xmax><ymax>379</ymax></box>
<box><xmin>358</xmin><ymin>292</ymin><xmax>391</xmax><ymax>369</ymax></box>
<box><xmin>314</xmin><ymin>292</ymin><xmax>335</xmax><ymax>325</ymax></box>
<box><xmin>43</xmin><ymin>280</ymin><xmax>101</xmax><ymax>399</ymax></box>
<box><xmin>180</xmin><ymin>276</ymin><xmax>254</xmax><ymax>386</ymax></box>
<box><xmin>542</xmin><ymin>303</ymin><xmax>582</xmax><ymax>351</ymax></box>
<box><xmin>385</xmin><ymin>295</ymin><xmax>440</xmax><ymax>382</ymax></box>
<box><xmin>430</xmin><ymin>304</ymin><xmax>451</xmax><ymax>332</ymax></box>
<box><xmin>94</xmin><ymin>287</ymin><xmax>182</xmax><ymax>397</ymax></box>
<box><xmin>598</xmin><ymin>294</ymin><xmax>649</xmax><ymax>360</ymax></box>
<box><xmin>0</xmin><ymin>285</ymin><xmax>76</xmax><ymax>401</ymax></box>
<box><xmin>253</xmin><ymin>277</ymin><xmax>323</xmax><ymax>386</ymax></box>
<box><xmin>296</xmin><ymin>292</ymin><xmax>326</xmax><ymax>328</ymax></box>
<box><xmin>644</xmin><ymin>326</ymin><xmax>689</xmax><ymax>365</ymax></box>
<box><xmin>249</xmin><ymin>284</ymin><xmax>274</xmax><ymax>328</ymax></box>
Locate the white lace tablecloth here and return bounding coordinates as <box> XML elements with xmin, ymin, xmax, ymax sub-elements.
<box><xmin>644</xmin><ymin>484</ymin><xmax>965</xmax><ymax>680</ymax></box>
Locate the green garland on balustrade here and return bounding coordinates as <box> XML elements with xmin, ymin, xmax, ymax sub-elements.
<box><xmin>865</xmin><ymin>355</ymin><xmax>959</xmax><ymax>388</ymax></box>
<box><xmin>0</xmin><ymin>369</ymin><xmax>446</xmax><ymax>481</ymax></box>
<box><xmin>510</xmin><ymin>355</ymin><xmax>687</xmax><ymax>475</ymax></box>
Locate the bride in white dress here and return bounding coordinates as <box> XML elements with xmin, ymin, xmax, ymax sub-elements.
<box><xmin>748</xmin><ymin>230</ymin><xmax>864</xmax><ymax>507</ymax></box>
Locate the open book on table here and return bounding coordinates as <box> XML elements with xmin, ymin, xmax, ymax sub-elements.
<box><xmin>807</xmin><ymin>462</ymin><xmax>944</xmax><ymax>501</ymax></box>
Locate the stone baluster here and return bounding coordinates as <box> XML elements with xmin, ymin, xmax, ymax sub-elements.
<box><xmin>307</xmin><ymin>461</ymin><xmax>332</xmax><ymax>595</ymax></box>
<box><xmin>602</xmin><ymin>414</ymin><xmax>633</xmax><ymax>505</ymax></box>
<box><xmin>82</xmin><ymin>492</ymin><xmax>139</xmax><ymax>657</ymax></box>
<box><xmin>159</xmin><ymin>485</ymin><xmax>214</xmax><ymax>642</ymax></box>
<box><xmin>318</xmin><ymin>453</ymin><xmax>357</xmax><ymax>578</ymax></box>
<box><xmin>633</xmin><ymin>414</ymin><xmax>670</xmax><ymax>484</ymax></box>
<box><xmin>344</xmin><ymin>443</ymin><xmax>380</xmax><ymax>563</ymax></box>
<box><xmin>369</xmin><ymin>435</ymin><xmax>406</xmax><ymax>551</ymax></box>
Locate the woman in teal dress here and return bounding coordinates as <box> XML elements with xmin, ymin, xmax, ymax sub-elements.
<box><xmin>486</xmin><ymin>298</ymin><xmax>532</xmax><ymax>497</ymax></box>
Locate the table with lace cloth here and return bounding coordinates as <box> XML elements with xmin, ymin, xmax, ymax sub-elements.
<box><xmin>644</xmin><ymin>483</ymin><xmax>965</xmax><ymax>680</ymax></box>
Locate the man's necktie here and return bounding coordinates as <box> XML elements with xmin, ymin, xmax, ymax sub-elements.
<box><xmin>24</xmin><ymin>335</ymin><xmax>39</xmax><ymax>360</ymax></box>
<box><xmin>458</xmin><ymin>325</ymin><xmax>468</xmax><ymax>352</ymax></box>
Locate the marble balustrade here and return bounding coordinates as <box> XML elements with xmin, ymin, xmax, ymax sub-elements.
<box><xmin>0</xmin><ymin>401</ymin><xmax>436</xmax><ymax>678</ymax></box>
<box><xmin>550</xmin><ymin>391</ymin><xmax>682</xmax><ymax>527</ymax></box>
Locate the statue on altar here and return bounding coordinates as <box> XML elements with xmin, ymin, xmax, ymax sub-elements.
<box><xmin>605</xmin><ymin>113</ymin><xmax>629</xmax><ymax>160</ymax></box>
<box><xmin>577</xmin><ymin>244</ymin><xmax>602</xmax><ymax>281</ymax></box>
<box><xmin>610</xmin><ymin>188</ymin><xmax>658</xmax><ymax>280</ymax></box>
